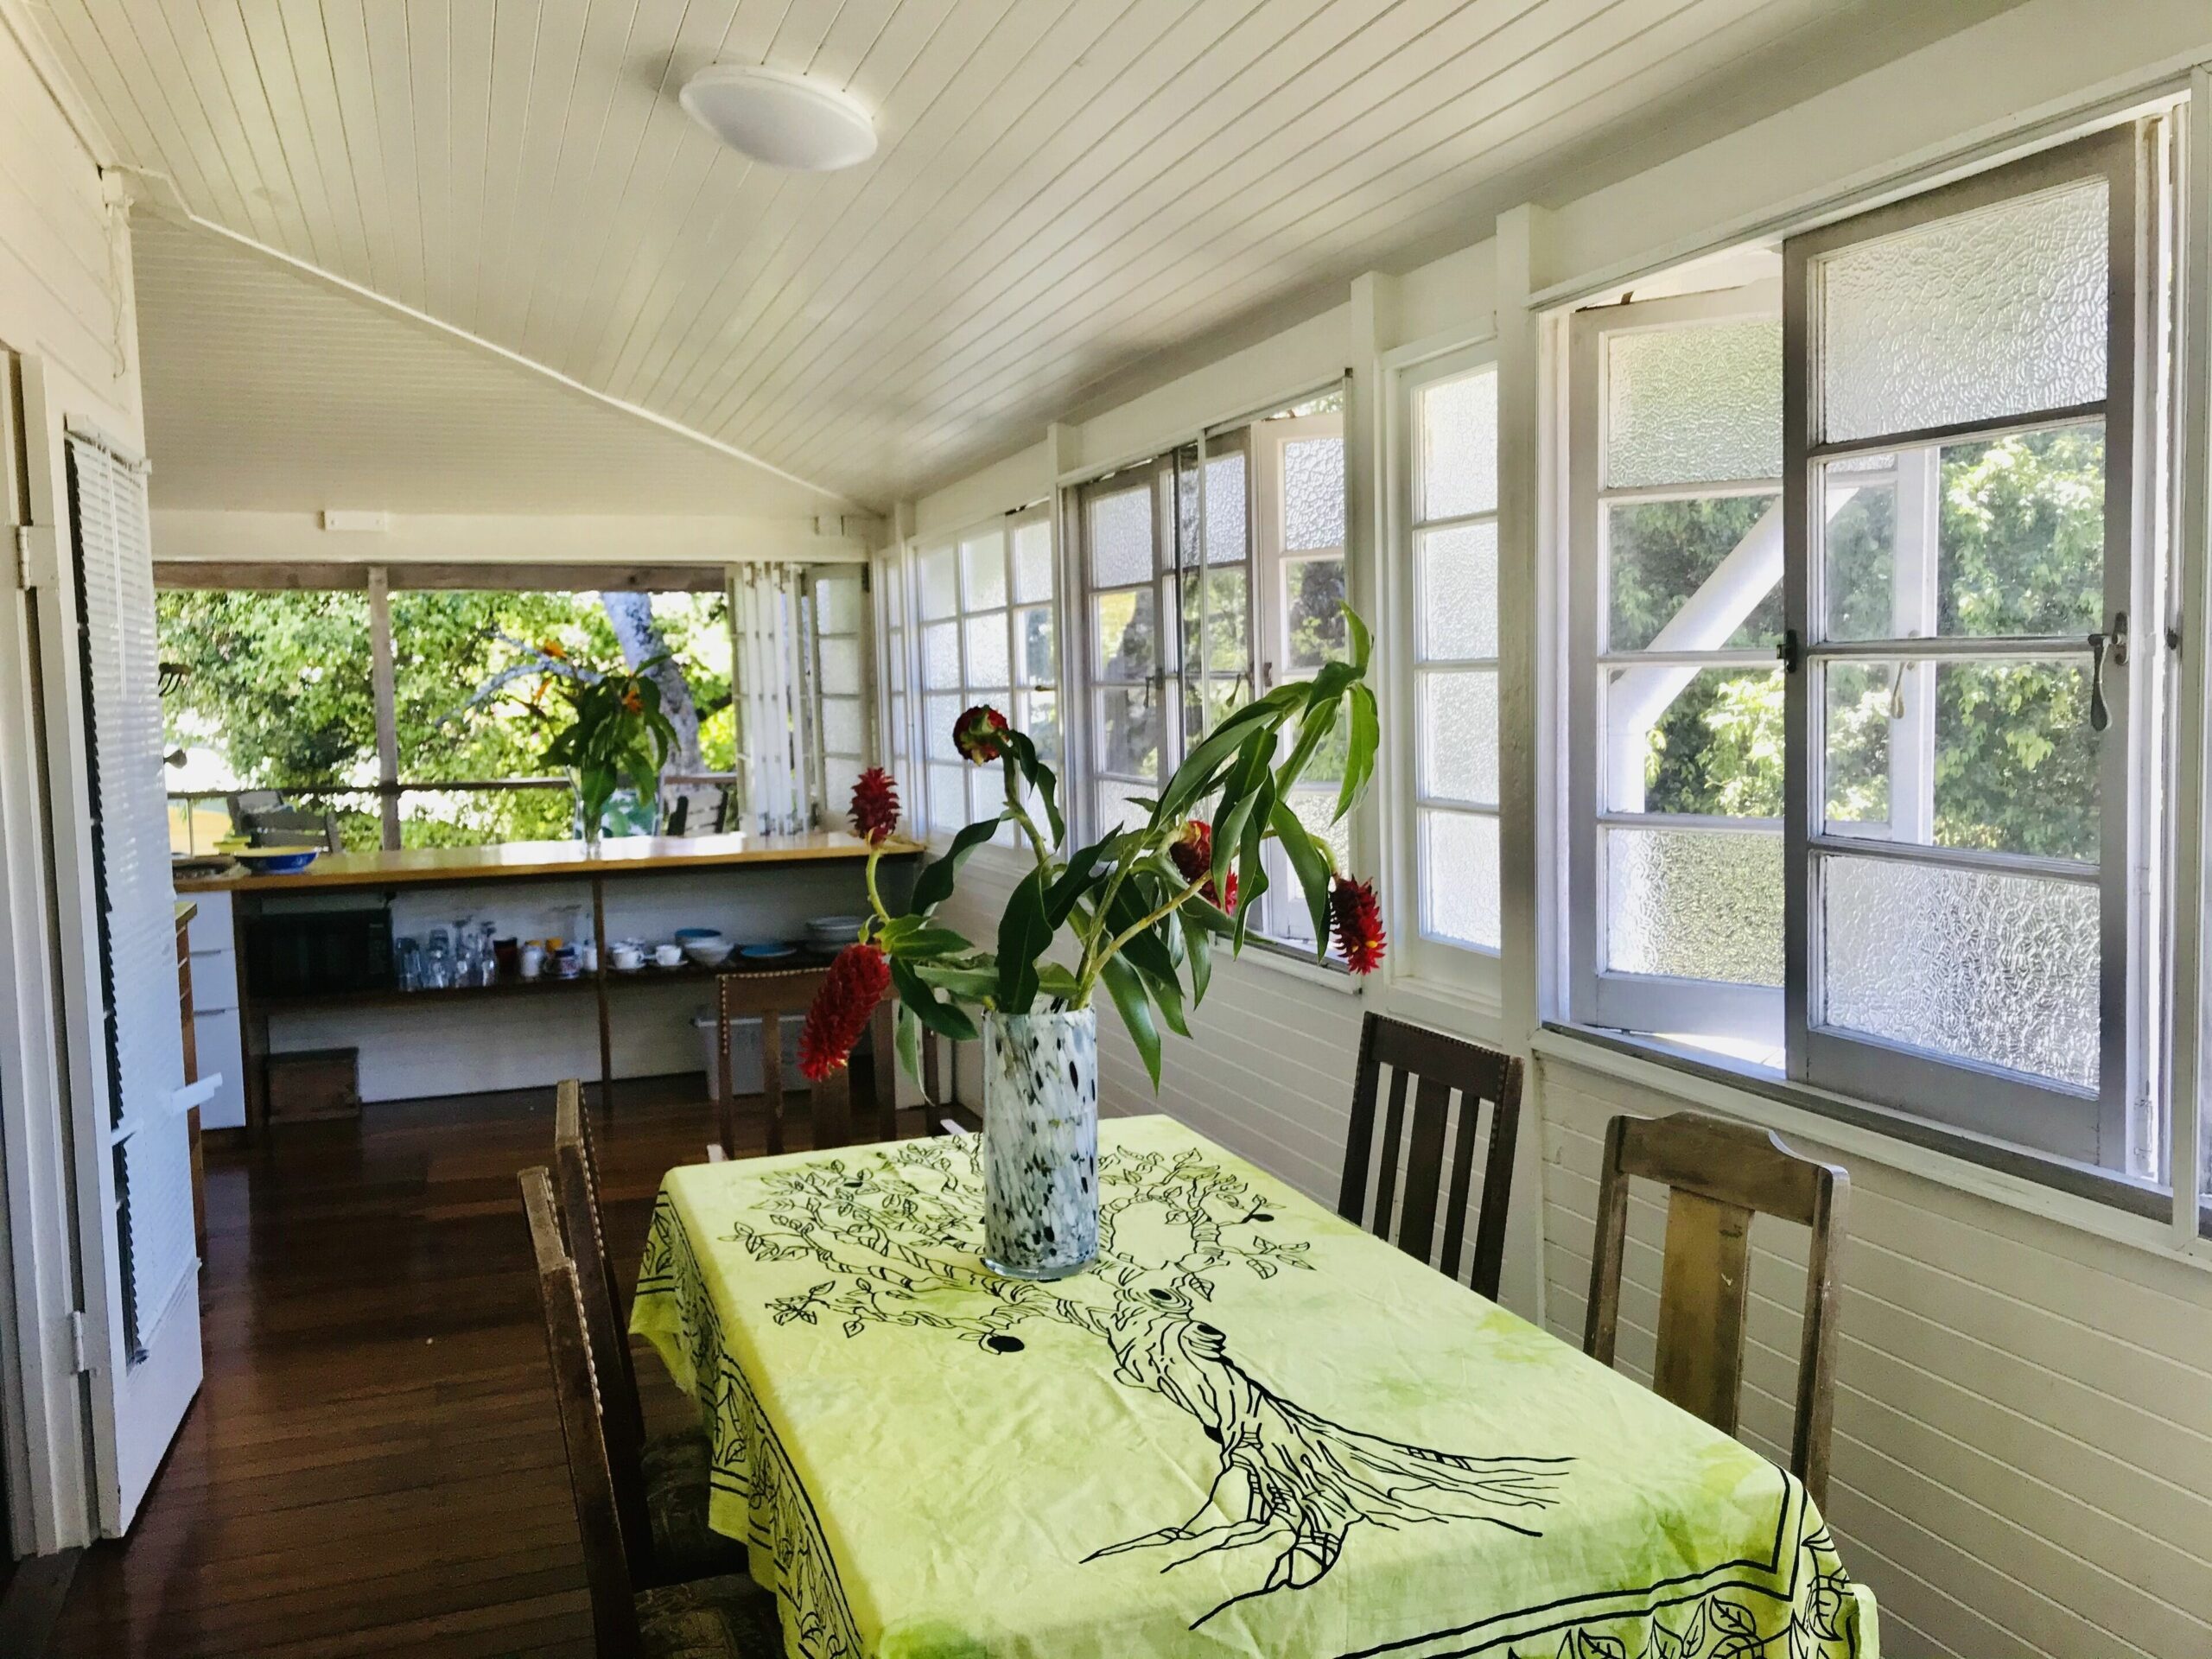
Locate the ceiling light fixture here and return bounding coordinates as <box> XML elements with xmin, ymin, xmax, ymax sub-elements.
<box><xmin>678</xmin><ymin>65</ymin><xmax>877</xmax><ymax>172</ymax></box>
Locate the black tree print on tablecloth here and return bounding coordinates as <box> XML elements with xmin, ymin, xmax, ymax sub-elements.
<box><xmin>720</xmin><ymin>1135</ymin><xmax>1573</xmax><ymax>1630</ymax></box>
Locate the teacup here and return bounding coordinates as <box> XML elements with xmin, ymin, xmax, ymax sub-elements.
<box><xmin>610</xmin><ymin>943</ymin><xmax>642</xmax><ymax>971</ymax></box>
<box><xmin>654</xmin><ymin>943</ymin><xmax>684</xmax><ymax>969</ymax></box>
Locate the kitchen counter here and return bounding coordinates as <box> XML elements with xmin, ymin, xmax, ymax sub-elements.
<box><xmin>175</xmin><ymin>830</ymin><xmax>920</xmax><ymax>893</ymax></box>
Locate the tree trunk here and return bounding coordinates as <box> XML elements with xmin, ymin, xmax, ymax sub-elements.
<box><xmin>599</xmin><ymin>591</ymin><xmax>720</xmax><ymax>832</ymax></box>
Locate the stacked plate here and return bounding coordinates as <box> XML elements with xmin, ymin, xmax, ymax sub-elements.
<box><xmin>805</xmin><ymin>914</ymin><xmax>866</xmax><ymax>952</ymax></box>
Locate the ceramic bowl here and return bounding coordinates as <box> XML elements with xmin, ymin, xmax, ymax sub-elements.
<box><xmin>683</xmin><ymin>938</ymin><xmax>734</xmax><ymax>968</ymax></box>
<box><xmin>235</xmin><ymin>848</ymin><xmax>321</xmax><ymax>875</ymax></box>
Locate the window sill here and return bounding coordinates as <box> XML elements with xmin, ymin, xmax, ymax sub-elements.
<box><xmin>1531</xmin><ymin>1024</ymin><xmax>2212</xmax><ymax>1268</ymax></box>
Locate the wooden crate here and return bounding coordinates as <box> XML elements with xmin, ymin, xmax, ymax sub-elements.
<box><xmin>266</xmin><ymin>1047</ymin><xmax>360</xmax><ymax>1123</ymax></box>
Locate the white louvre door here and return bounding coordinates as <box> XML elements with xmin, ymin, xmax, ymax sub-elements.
<box><xmin>55</xmin><ymin>429</ymin><xmax>201</xmax><ymax>1530</ymax></box>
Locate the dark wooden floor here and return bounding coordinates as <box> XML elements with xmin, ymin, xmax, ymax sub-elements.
<box><xmin>45</xmin><ymin>1072</ymin><xmax>899</xmax><ymax>1659</ymax></box>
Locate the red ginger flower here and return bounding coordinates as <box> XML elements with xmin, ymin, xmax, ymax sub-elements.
<box><xmin>799</xmin><ymin>944</ymin><xmax>891</xmax><ymax>1081</ymax></box>
<box><xmin>849</xmin><ymin>766</ymin><xmax>900</xmax><ymax>844</ymax></box>
<box><xmin>954</xmin><ymin>704</ymin><xmax>1010</xmax><ymax>764</ymax></box>
<box><xmin>1169</xmin><ymin>819</ymin><xmax>1237</xmax><ymax>913</ymax></box>
<box><xmin>1328</xmin><ymin>874</ymin><xmax>1386</xmax><ymax>976</ymax></box>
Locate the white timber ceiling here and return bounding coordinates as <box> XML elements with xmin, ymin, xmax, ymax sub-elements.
<box><xmin>41</xmin><ymin>0</ymin><xmax>2024</xmax><ymax>512</ymax></box>
<box><xmin>129</xmin><ymin>214</ymin><xmax>853</xmax><ymax>514</ymax></box>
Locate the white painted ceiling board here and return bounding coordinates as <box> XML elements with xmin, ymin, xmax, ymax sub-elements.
<box><xmin>129</xmin><ymin>215</ymin><xmax>850</xmax><ymax>517</ymax></box>
<box><xmin>39</xmin><ymin>0</ymin><xmax>2025</xmax><ymax>510</ymax></box>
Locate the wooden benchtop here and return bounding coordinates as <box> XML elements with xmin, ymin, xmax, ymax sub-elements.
<box><xmin>174</xmin><ymin>830</ymin><xmax>921</xmax><ymax>894</ymax></box>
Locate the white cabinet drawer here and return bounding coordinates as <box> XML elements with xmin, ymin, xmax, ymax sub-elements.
<box><xmin>191</xmin><ymin>1009</ymin><xmax>246</xmax><ymax>1131</ymax></box>
<box><xmin>183</xmin><ymin>891</ymin><xmax>232</xmax><ymax>957</ymax></box>
<box><xmin>186</xmin><ymin>944</ymin><xmax>238</xmax><ymax>1014</ymax></box>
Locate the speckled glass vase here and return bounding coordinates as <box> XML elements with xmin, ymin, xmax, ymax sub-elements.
<box><xmin>981</xmin><ymin>1007</ymin><xmax>1099</xmax><ymax>1281</ymax></box>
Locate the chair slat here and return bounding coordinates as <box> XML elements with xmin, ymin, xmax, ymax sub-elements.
<box><xmin>1652</xmin><ymin>1187</ymin><xmax>1752</xmax><ymax>1435</ymax></box>
<box><xmin>1393</xmin><ymin>1074</ymin><xmax>1453</xmax><ymax>1267</ymax></box>
<box><xmin>1370</xmin><ymin>1066</ymin><xmax>1411</xmax><ymax>1244</ymax></box>
<box><xmin>1438</xmin><ymin>1089</ymin><xmax>1484</xmax><ymax>1278</ymax></box>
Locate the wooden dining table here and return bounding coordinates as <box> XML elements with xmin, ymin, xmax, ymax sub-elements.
<box><xmin>630</xmin><ymin>1115</ymin><xmax>1878</xmax><ymax>1659</ymax></box>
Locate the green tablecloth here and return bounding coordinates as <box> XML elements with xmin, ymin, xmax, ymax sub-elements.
<box><xmin>631</xmin><ymin>1114</ymin><xmax>1877</xmax><ymax>1659</ymax></box>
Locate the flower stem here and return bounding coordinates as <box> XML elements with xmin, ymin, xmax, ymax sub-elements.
<box><xmin>863</xmin><ymin>843</ymin><xmax>888</xmax><ymax>931</ymax></box>
<box><xmin>1077</xmin><ymin>874</ymin><xmax>1207</xmax><ymax>1000</ymax></box>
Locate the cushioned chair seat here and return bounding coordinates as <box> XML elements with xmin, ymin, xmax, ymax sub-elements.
<box><xmin>642</xmin><ymin>1426</ymin><xmax>747</xmax><ymax>1581</ymax></box>
<box><xmin>637</xmin><ymin>1571</ymin><xmax>784</xmax><ymax>1659</ymax></box>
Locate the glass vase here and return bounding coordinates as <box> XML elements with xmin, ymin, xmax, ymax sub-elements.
<box><xmin>981</xmin><ymin>1007</ymin><xmax>1098</xmax><ymax>1281</ymax></box>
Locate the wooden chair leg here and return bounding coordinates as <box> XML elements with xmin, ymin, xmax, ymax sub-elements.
<box><xmin>761</xmin><ymin>1008</ymin><xmax>785</xmax><ymax>1156</ymax></box>
<box><xmin>716</xmin><ymin>997</ymin><xmax>735</xmax><ymax>1159</ymax></box>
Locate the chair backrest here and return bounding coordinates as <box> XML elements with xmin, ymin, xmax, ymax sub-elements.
<box><xmin>1582</xmin><ymin>1111</ymin><xmax>1850</xmax><ymax>1506</ymax></box>
<box><xmin>1338</xmin><ymin>1013</ymin><xmax>1523</xmax><ymax>1300</ymax></box>
<box><xmin>520</xmin><ymin>1166</ymin><xmax>642</xmax><ymax>1659</ymax></box>
<box><xmin>715</xmin><ymin>969</ymin><xmax>899</xmax><ymax>1156</ymax></box>
<box><xmin>552</xmin><ymin>1080</ymin><xmax>652</xmax><ymax>1578</ymax></box>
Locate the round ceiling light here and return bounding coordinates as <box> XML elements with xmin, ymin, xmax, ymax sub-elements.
<box><xmin>678</xmin><ymin>65</ymin><xmax>876</xmax><ymax>172</ymax></box>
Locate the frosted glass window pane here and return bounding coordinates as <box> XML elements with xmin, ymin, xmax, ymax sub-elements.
<box><xmin>968</xmin><ymin>766</ymin><xmax>1002</xmax><ymax>823</ymax></box>
<box><xmin>1420</xmin><ymin>670</ymin><xmax>1498</xmax><ymax>806</ymax></box>
<box><xmin>819</xmin><ymin>696</ymin><xmax>862</xmax><ymax>757</ymax></box>
<box><xmin>1820</xmin><ymin>854</ymin><xmax>2097</xmax><ymax>1090</ymax></box>
<box><xmin>1819</xmin><ymin>179</ymin><xmax>2107</xmax><ymax>443</ymax></box>
<box><xmin>818</xmin><ymin>636</ymin><xmax>861</xmax><ymax>696</ymax></box>
<box><xmin>1017</xmin><ymin>606</ymin><xmax>1055</xmax><ymax>685</ymax></box>
<box><xmin>1421</xmin><ymin>809</ymin><xmax>1500</xmax><ymax>950</ymax></box>
<box><xmin>927</xmin><ymin>764</ymin><xmax>967</xmax><ymax>833</ymax></box>
<box><xmin>1605</xmin><ymin>320</ymin><xmax>1782</xmax><ymax>488</ymax></box>
<box><xmin>1418</xmin><ymin>524</ymin><xmax>1497</xmax><ymax>660</ymax></box>
<box><xmin>1094</xmin><ymin>589</ymin><xmax>1155</xmax><ymax>681</ymax></box>
<box><xmin>1096</xmin><ymin>778</ymin><xmax>1154</xmax><ymax>833</ymax></box>
<box><xmin>921</xmin><ymin>621</ymin><xmax>960</xmax><ymax>690</ymax></box>
<box><xmin>1013</xmin><ymin>521</ymin><xmax>1054</xmax><ymax>603</ymax></box>
<box><xmin>919</xmin><ymin>548</ymin><xmax>958</xmax><ymax>620</ymax></box>
<box><xmin>813</xmin><ymin>575</ymin><xmax>861</xmax><ymax>634</ymax></box>
<box><xmin>963</xmin><ymin>613</ymin><xmax>1009</xmax><ymax>688</ymax></box>
<box><xmin>888</xmin><ymin>693</ymin><xmax>907</xmax><ymax>764</ymax></box>
<box><xmin>1089</xmin><ymin>487</ymin><xmax>1154</xmax><ymax>587</ymax></box>
<box><xmin>1205</xmin><ymin>454</ymin><xmax>1247</xmax><ymax>563</ymax></box>
<box><xmin>1605</xmin><ymin>497</ymin><xmax>1782</xmax><ymax>652</ymax></box>
<box><xmin>1605</xmin><ymin>666</ymin><xmax>1783</xmax><ymax>817</ymax></box>
<box><xmin>1420</xmin><ymin>367</ymin><xmax>1498</xmax><ymax>520</ymax></box>
<box><xmin>961</xmin><ymin>533</ymin><xmax>1007</xmax><ymax>610</ymax></box>
<box><xmin>1016</xmin><ymin>689</ymin><xmax>1059</xmax><ymax>767</ymax></box>
<box><xmin>1283</xmin><ymin>437</ymin><xmax>1344</xmax><ymax>551</ymax></box>
<box><xmin>924</xmin><ymin>696</ymin><xmax>962</xmax><ymax>762</ymax></box>
<box><xmin>1605</xmin><ymin>827</ymin><xmax>1783</xmax><ymax>986</ymax></box>
<box><xmin>1285</xmin><ymin>557</ymin><xmax>1347</xmax><ymax>670</ymax></box>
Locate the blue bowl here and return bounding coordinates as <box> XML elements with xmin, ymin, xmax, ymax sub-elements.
<box><xmin>236</xmin><ymin>849</ymin><xmax>321</xmax><ymax>875</ymax></box>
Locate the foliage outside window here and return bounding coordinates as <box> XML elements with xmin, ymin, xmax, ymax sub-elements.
<box><xmin>160</xmin><ymin>585</ymin><xmax>734</xmax><ymax>850</ymax></box>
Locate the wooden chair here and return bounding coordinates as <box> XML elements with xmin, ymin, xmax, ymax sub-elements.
<box><xmin>712</xmin><ymin>969</ymin><xmax>898</xmax><ymax>1157</ymax></box>
<box><xmin>1337</xmin><ymin>1013</ymin><xmax>1524</xmax><ymax>1300</ymax></box>
<box><xmin>552</xmin><ymin>1081</ymin><xmax>742</xmax><ymax>1588</ymax></box>
<box><xmin>1582</xmin><ymin>1111</ymin><xmax>1850</xmax><ymax>1506</ymax></box>
<box><xmin>519</xmin><ymin>1167</ymin><xmax>780</xmax><ymax>1658</ymax></box>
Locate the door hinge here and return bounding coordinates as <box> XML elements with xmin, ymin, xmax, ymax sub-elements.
<box><xmin>15</xmin><ymin>524</ymin><xmax>58</xmax><ymax>590</ymax></box>
<box><xmin>67</xmin><ymin>1308</ymin><xmax>91</xmax><ymax>1373</ymax></box>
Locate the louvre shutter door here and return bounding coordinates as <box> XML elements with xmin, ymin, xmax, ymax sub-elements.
<box><xmin>62</xmin><ymin>429</ymin><xmax>202</xmax><ymax>1530</ymax></box>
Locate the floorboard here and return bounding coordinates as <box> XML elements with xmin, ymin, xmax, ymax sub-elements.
<box><xmin>44</xmin><ymin>1071</ymin><xmax>928</xmax><ymax>1658</ymax></box>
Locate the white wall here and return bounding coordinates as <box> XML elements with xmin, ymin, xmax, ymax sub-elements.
<box><xmin>0</xmin><ymin>0</ymin><xmax>145</xmax><ymax>1554</ymax></box>
<box><xmin>906</xmin><ymin>4</ymin><xmax>2212</xmax><ymax>1655</ymax></box>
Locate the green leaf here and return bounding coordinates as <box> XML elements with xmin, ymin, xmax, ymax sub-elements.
<box><xmin>1274</xmin><ymin>687</ymin><xmax>1344</xmax><ymax>793</ymax></box>
<box><xmin>909</xmin><ymin>959</ymin><xmax>1000</xmax><ymax>1000</ymax></box>
<box><xmin>1177</xmin><ymin>905</ymin><xmax>1213</xmax><ymax>1004</ymax></box>
<box><xmin>1270</xmin><ymin>798</ymin><xmax>1334</xmax><ymax>953</ymax></box>
<box><xmin>1155</xmin><ymin>683</ymin><xmax>1304</xmax><ymax>821</ymax></box>
<box><xmin>891</xmin><ymin>957</ymin><xmax>981</xmax><ymax>1042</ymax></box>
<box><xmin>1001</xmin><ymin>728</ymin><xmax>1065</xmax><ymax>847</ymax></box>
<box><xmin>1230</xmin><ymin>769</ymin><xmax>1274</xmax><ymax>952</ymax></box>
<box><xmin>1043</xmin><ymin>832</ymin><xmax>1121</xmax><ymax>931</ymax></box>
<box><xmin>877</xmin><ymin>923</ymin><xmax>974</xmax><ymax>961</ymax></box>
<box><xmin>1211</xmin><ymin>729</ymin><xmax>1276</xmax><ymax>890</ymax></box>
<box><xmin>1098</xmin><ymin>953</ymin><xmax>1161</xmax><ymax>1090</ymax></box>
<box><xmin>894</xmin><ymin>1002</ymin><xmax>924</xmax><ymax>1091</ymax></box>
<box><xmin>1341</xmin><ymin>601</ymin><xmax>1372</xmax><ymax>674</ymax></box>
<box><xmin>1104</xmin><ymin>879</ymin><xmax>1181</xmax><ymax>993</ymax></box>
<box><xmin>995</xmin><ymin>866</ymin><xmax>1052</xmax><ymax>1013</ymax></box>
<box><xmin>909</xmin><ymin>816</ymin><xmax>1003</xmax><ymax>913</ymax></box>
<box><xmin>1334</xmin><ymin>682</ymin><xmax>1379</xmax><ymax>822</ymax></box>
<box><xmin>1035</xmin><ymin>962</ymin><xmax>1084</xmax><ymax>1005</ymax></box>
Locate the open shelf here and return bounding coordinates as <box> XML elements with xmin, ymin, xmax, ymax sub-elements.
<box><xmin>256</xmin><ymin>953</ymin><xmax>835</xmax><ymax>1014</ymax></box>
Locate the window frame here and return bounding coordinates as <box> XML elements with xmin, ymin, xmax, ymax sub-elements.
<box><xmin>1388</xmin><ymin>339</ymin><xmax>1505</xmax><ymax>992</ymax></box>
<box><xmin>1782</xmin><ymin>124</ymin><xmax>2157</xmax><ymax>1167</ymax></box>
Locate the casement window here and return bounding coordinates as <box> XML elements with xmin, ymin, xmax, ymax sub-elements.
<box><xmin>909</xmin><ymin>512</ymin><xmax>1059</xmax><ymax>840</ymax></box>
<box><xmin>810</xmin><ymin>568</ymin><xmax>870</xmax><ymax>817</ymax></box>
<box><xmin>1567</xmin><ymin>123</ymin><xmax>2167</xmax><ymax>1173</ymax></box>
<box><xmin>1072</xmin><ymin>390</ymin><xmax>1347</xmax><ymax>950</ymax></box>
<box><xmin>1395</xmin><ymin>347</ymin><xmax>1503</xmax><ymax>969</ymax></box>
